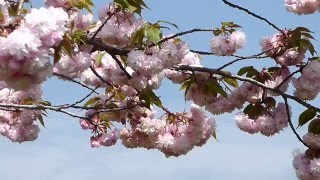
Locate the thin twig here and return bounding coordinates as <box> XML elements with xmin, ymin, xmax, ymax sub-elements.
<box><xmin>157</xmin><ymin>28</ymin><xmax>215</xmax><ymax>45</ymax></box>
<box><xmin>0</xmin><ymin>103</ymin><xmax>87</xmax><ymax>119</ymax></box>
<box><xmin>86</xmin><ymin>39</ymin><xmax>129</xmax><ymax>56</ymax></box>
<box><xmin>90</xmin><ymin>12</ymin><xmax>116</xmax><ymax>40</ymax></box>
<box><xmin>276</xmin><ymin>68</ymin><xmax>301</xmax><ymax>90</ymax></box>
<box><xmin>217</xmin><ymin>52</ymin><xmax>268</xmax><ymax>71</ymax></box>
<box><xmin>221</xmin><ymin>0</ymin><xmax>282</xmax><ymax>32</ymax></box>
<box><xmin>283</xmin><ymin>96</ymin><xmax>309</xmax><ymax>147</ymax></box>
<box><xmin>89</xmin><ymin>66</ymin><xmax>113</xmax><ymax>86</ymax></box>
<box><xmin>53</xmin><ymin>72</ymin><xmax>99</xmax><ymax>94</ymax></box>
<box><xmin>68</xmin><ymin>86</ymin><xmax>99</xmax><ymax>107</ymax></box>
<box><xmin>111</xmin><ymin>54</ymin><xmax>131</xmax><ymax>79</ymax></box>
<box><xmin>176</xmin><ymin>65</ymin><xmax>320</xmax><ymax>113</ymax></box>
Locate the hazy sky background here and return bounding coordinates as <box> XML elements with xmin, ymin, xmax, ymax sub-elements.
<box><xmin>1</xmin><ymin>0</ymin><xmax>320</xmax><ymax>179</ymax></box>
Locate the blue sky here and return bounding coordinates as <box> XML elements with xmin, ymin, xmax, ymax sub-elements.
<box><xmin>1</xmin><ymin>0</ymin><xmax>319</xmax><ymax>179</ymax></box>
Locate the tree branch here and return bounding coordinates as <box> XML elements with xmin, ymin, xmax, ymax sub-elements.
<box><xmin>86</xmin><ymin>39</ymin><xmax>129</xmax><ymax>56</ymax></box>
<box><xmin>221</xmin><ymin>0</ymin><xmax>282</xmax><ymax>32</ymax></box>
<box><xmin>111</xmin><ymin>54</ymin><xmax>132</xmax><ymax>79</ymax></box>
<box><xmin>175</xmin><ymin>65</ymin><xmax>320</xmax><ymax>113</ymax></box>
<box><xmin>89</xmin><ymin>66</ymin><xmax>113</xmax><ymax>86</ymax></box>
<box><xmin>53</xmin><ymin>72</ymin><xmax>99</xmax><ymax>94</ymax></box>
<box><xmin>157</xmin><ymin>28</ymin><xmax>215</xmax><ymax>45</ymax></box>
<box><xmin>282</xmin><ymin>96</ymin><xmax>309</xmax><ymax>147</ymax></box>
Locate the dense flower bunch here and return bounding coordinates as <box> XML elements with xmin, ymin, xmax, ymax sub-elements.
<box><xmin>0</xmin><ymin>4</ymin><xmax>68</xmax><ymax>90</ymax></box>
<box><xmin>293</xmin><ymin>150</ymin><xmax>320</xmax><ymax>179</ymax></box>
<box><xmin>235</xmin><ymin>103</ymin><xmax>289</xmax><ymax>136</ymax></box>
<box><xmin>293</xmin><ymin>60</ymin><xmax>320</xmax><ymax>100</ymax></box>
<box><xmin>285</xmin><ymin>0</ymin><xmax>320</xmax><ymax>15</ymax></box>
<box><xmin>260</xmin><ymin>30</ymin><xmax>307</xmax><ymax>66</ymax></box>
<box><xmin>210</xmin><ymin>30</ymin><xmax>246</xmax><ymax>56</ymax></box>
<box><xmin>120</xmin><ymin>104</ymin><xmax>216</xmax><ymax>157</ymax></box>
<box><xmin>0</xmin><ymin>82</ymin><xmax>42</xmax><ymax>142</ymax></box>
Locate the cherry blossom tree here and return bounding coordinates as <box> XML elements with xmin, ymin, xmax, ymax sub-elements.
<box><xmin>0</xmin><ymin>0</ymin><xmax>320</xmax><ymax>178</ymax></box>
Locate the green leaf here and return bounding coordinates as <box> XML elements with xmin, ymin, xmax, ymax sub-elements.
<box><xmin>140</xmin><ymin>89</ymin><xmax>162</xmax><ymax>107</ymax></box>
<box><xmin>299</xmin><ymin>108</ymin><xmax>317</xmax><ymax>128</ymax></box>
<box><xmin>301</xmin><ymin>32</ymin><xmax>315</xmax><ymax>40</ymax></box>
<box><xmin>156</xmin><ymin>20</ymin><xmax>179</xmax><ymax>30</ymax></box>
<box><xmin>221</xmin><ymin>21</ymin><xmax>242</xmax><ymax>28</ymax></box>
<box><xmin>264</xmin><ymin>97</ymin><xmax>276</xmax><ymax>108</ymax></box>
<box><xmin>308</xmin><ymin>119</ymin><xmax>320</xmax><ymax>134</ymax></box>
<box><xmin>130</xmin><ymin>27</ymin><xmax>146</xmax><ymax>47</ymax></box>
<box><xmin>300</xmin><ymin>39</ymin><xmax>316</xmax><ymax>56</ymax></box>
<box><xmin>294</xmin><ymin>26</ymin><xmax>313</xmax><ymax>33</ymax></box>
<box><xmin>36</xmin><ymin>114</ymin><xmax>45</xmax><ymax>127</ymax></box>
<box><xmin>211</xmin><ymin>131</ymin><xmax>218</xmax><ymax>140</ymax></box>
<box><xmin>95</xmin><ymin>52</ymin><xmax>106</xmax><ymax>65</ymax></box>
<box><xmin>237</xmin><ymin>66</ymin><xmax>258</xmax><ymax>77</ymax></box>
<box><xmin>53</xmin><ymin>46</ymin><xmax>62</xmax><ymax>65</ymax></box>
<box><xmin>38</xmin><ymin>101</ymin><xmax>52</xmax><ymax>106</ymax></box>
<box><xmin>213</xmin><ymin>29</ymin><xmax>221</xmax><ymax>36</ymax></box>
<box><xmin>223</xmin><ymin>78</ymin><xmax>238</xmax><ymax>88</ymax></box>
<box><xmin>180</xmin><ymin>78</ymin><xmax>195</xmax><ymax>101</ymax></box>
<box><xmin>114</xmin><ymin>0</ymin><xmax>149</xmax><ymax>15</ymax></box>
<box><xmin>180</xmin><ymin>78</ymin><xmax>194</xmax><ymax>91</ymax></box>
<box><xmin>243</xmin><ymin>104</ymin><xmax>264</xmax><ymax>119</ymax></box>
<box><xmin>145</xmin><ymin>26</ymin><xmax>162</xmax><ymax>44</ymax></box>
<box><xmin>206</xmin><ymin>79</ymin><xmax>227</xmax><ymax>98</ymax></box>
<box><xmin>70</xmin><ymin>0</ymin><xmax>94</xmax><ymax>13</ymax></box>
<box><xmin>84</xmin><ymin>97</ymin><xmax>100</xmax><ymax>107</ymax></box>
<box><xmin>60</xmin><ymin>36</ymin><xmax>73</xmax><ymax>57</ymax></box>
<box><xmin>0</xmin><ymin>10</ymin><xmax>4</xmax><ymax>23</ymax></box>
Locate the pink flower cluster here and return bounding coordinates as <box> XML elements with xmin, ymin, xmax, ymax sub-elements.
<box><xmin>44</xmin><ymin>0</ymin><xmax>68</xmax><ymax>8</ymax></box>
<box><xmin>79</xmin><ymin>51</ymin><xmax>126</xmax><ymax>87</ymax></box>
<box><xmin>293</xmin><ymin>61</ymin><xmax>320</xmax><ymax>100</ymax></box>
<box><xmin>293</xmin><ymin>150</ymin><xmax>320</xmax><ymax>179</ymax></box>
<box><xmin>79</xmin><ymin>110</ymin><xmax>121</xmax><ymax>148</ymax></box>
<box><xmin>120</xmin><ymin>104</ymin><xmax>216</xmax><ymax>157</ymax></box>
<box><xmin>54</xmin><ymin>48</ymin><xmax>92</xmax><ymax>79</ymax></box>
<box><xmin>285</xmin><ymin>0</ymin><xmax>320</xmax><ymax>15</ymax></box>
<box><xmin>0</xmin><ymin>83</ymin><xmax>42</xmax><ymax>142</ymax></box>
<box><xmin>94</xmin><ymin>4</ymin><xmax>145</xmax><ymax>47</ymax></box>
<box><xmin>210</xmin><ymin>31</ymin><xmax>246</xmax><ymax>56</ymax></box>
<box><xmin>235</xmin><ymin>103</ymin><xmax>289</xmax><ymax>136</ymax></box>
<box><xmin>182</xmin><ymin>67</ymin><xmax>290</xmax><ymax>116</ymax></box>
<box><xmin>126</xmin><ymin>40</ymin><xmax>190</xmax><ymax>90</ymax></box>
<box><xmin>260</xmin><ymin>31</ymin><xmax>306</xmax><ymax>66</ymax></box>
<box><xmin>0</xmin><ymin>0</ymin><xmax>10</xmax><ymax>25</ymax></box>
<box><xmin>303</xmin><ymin>133</ymin><xmax>320</xmax><ymax>149</ymax></box>
<box><xmin>0</xmin><ymin>6</ymin><xmax>68</xmax><ymax>90</ymax></box>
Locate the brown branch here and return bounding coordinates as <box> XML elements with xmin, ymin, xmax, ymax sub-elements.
<box><xmin>53</xmin><ymin>72</ymin><xmax>99</xmax><ymax>94</ymax></box>
<box><xmin>86</xmin><ymin>39</ymin><xmax>129</xmax><ymax>56</ymax></box>
<box><xmin>217</xmin><ymin>52</ymin><xmax>268</xmax><ymax>71</ymax></box>
<box><xmin>67</xmin><ymin>86</ymin><xmax>99</xmax><ymax>107</ymax></box>
<box><xmin>157</xmin><ymin>28</ymin><xmax>215</xmax><ymax>45</ymax></box>
<box><xmin>90</xmin><ymin>12</ymin><xmax>116</xmax><ymax>40</ymax></box>
<box><xmin>175</xmin><ymin>65</ymin><xmax>320</xmax><ymax>113</ymax></box>
<box><xmin>111</xmin><ymin>54</ymin><xmax>131</xmax><ymax>79</ymax></box>
<box><xmin>282</xmin><ymin>96</ymin><xmax>309</xmax><ymax>147</ymax></box>
<box><xmin>190</xmin><ymin>50</ymin><xmax>215</xmax><ymax>55</ymax></box>
<box><xmin>0</xmin><ymin>103</ymin><xmax>87</xmax><ymax>119</ymax></box>
<box><xmin>221</xmin><ymin>0</ymin><xmax>282</xmax><ymax>32</ymax></box>
<box><xmin>89</xmin><ymin>66</ymin><xmax>113</xmax><ymax>86</ymax></box>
